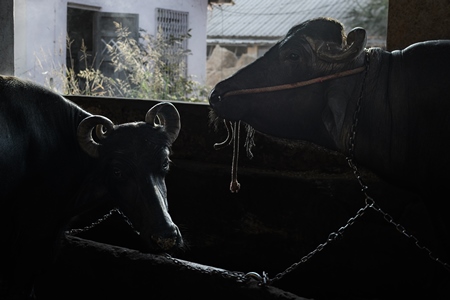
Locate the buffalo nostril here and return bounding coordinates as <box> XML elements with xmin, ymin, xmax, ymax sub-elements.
<box><xmin>208</xmin><ymin>90</ymin><xmax>223</xmax><ymax>105</ymax></box>
<box><xmin>152</xmin><ymin>235</ymin><xmax>177</xmax><ymax>251</ymax></box>
<box><xmin>151</xmin><ymin>226</ymin><xmax>183</xmax><ymax>251</ymax></box>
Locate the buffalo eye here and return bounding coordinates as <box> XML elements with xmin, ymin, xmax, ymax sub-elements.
<box><xmin>162</xmin><ymin>158</ymin><xmax>171</xmax><ymax>173</ymax></box>
<box><xmin>288</xmin><ymin>53</ymin><xmax>300</xmax><ymax>61</ymax></box>
<box><xmin>112</xmin><ymin>167</ymin><xmax>123</xmax><ymax>180</ymax></box>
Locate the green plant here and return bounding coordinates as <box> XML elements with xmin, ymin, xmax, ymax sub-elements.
<box><xmin>44</xmin><ymin>22</ymin><xmax>208</xmax><ymax>101</ymax></box>
<box><xmin>345</xmin><ymin>0</ymin><xmax>388</xmax><ymax>37</ymax></box>
<box><xmin>106</xmin><ymin>22</ymin><xmax>206</xmax><ymax>101</ymax></box>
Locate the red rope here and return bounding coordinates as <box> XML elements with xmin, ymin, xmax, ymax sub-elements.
<box><xmin>223</xmin><ymin>66</ymin><xmax>366</xmax><ymax>98</ymax></box>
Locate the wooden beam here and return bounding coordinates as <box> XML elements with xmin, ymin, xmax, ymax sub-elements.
<box><xmin>37</xmin><ymin>235</ymin><xmax>309</xmax><ymax>300</ymax></box>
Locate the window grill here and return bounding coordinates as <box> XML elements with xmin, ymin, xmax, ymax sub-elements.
<box><xmin>156</xmin><ymin>8</ymin><xmax>189</xmax><ymax>79</ymax></box>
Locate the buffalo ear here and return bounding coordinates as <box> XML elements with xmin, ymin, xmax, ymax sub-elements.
<box><xmin>309</xmin><ymin>27</ymin><xmax>367</xmax><ymax>63</ymax></box>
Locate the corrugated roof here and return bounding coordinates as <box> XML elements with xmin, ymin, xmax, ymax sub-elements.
<box><xmin>207</xmin><ymin>0</ymin><xmax>363</xmax><ymax>39</ymax></box>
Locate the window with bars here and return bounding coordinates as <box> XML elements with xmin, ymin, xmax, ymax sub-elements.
<box><xmin>156</xmin><ymin>8</ymin><xmax>189</xmax><ymax>79</ymax></box>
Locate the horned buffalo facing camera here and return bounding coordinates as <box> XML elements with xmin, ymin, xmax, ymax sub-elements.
<box><xmin>0</xmin><ymin>75</ymin><xmax>183</xmax><ymax>298</ymax></box>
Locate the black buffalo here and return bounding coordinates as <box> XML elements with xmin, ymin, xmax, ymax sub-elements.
<box><xmin>209</xmin><ymin>18</ymin><xmax>450</xmax><ymax>268</ymax></box>
<box><xmin>0</xmin><ymin>76</ymin><xmax>183</xmax><ymax>298</ymax></box>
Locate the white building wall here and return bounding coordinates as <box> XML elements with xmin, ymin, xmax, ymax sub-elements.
<box><xmin>15</xmin><ymin>0</ymin><xmax>68</xmax><ymax>86</ymax></box>
<box><xmin>14</xmin><ymin>0</ymin><xmax>208</xmax><ymax>90</ymax></box>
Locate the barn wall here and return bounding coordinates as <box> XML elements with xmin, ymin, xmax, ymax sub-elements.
<box><xmin>0</xmin><ymin>0</ymin><xmax>14</xmax><ymax>75</ymax></box>
<box><xmin>13</xmin><ymin>0</ymin><xmax>67</xmax><ymax>84</ymax></box>
<box><xmin>387</xmin><ymin>0</ymin><xmax>450</xmax><ymax>50</ymax></box>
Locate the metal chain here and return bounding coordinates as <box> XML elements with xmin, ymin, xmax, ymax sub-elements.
<box><xmin>163</xmin><ymin>254</ymin><xmax>250</xmax><ymax>283</ymax></box>
<box><xmin>269</xmin><ymin>200</ymin><xmax>372</xmax><ymax>284</ymax></box>
<box><xmin>162</xmin><ymin>196</ymin><xmax>374</xmax><ymax>286</ymax></box>
<box><xmin>66</xmin><ymin>209</ymin><xmax>258</xmax><ymax>284</ymax></box>
<box><xmin>259</xmin><ymin>51</ymin><xmax>373</xmax><ymax>285</ymax></box>
<box><xmin>347</xmin><ymin>157</ymin><xmax>450</xmax><ymax>272</ymax></box>
<box><xmin>66</xmin><ymin>208</ymin><xmax>263</xmax><ymax>284</ymax></box>
<box><xmin>255</xmin><ymin>50</ymin><xmax>450</xmax><ymax>285</ymax></box>
<box><xmin>66</xmin><ymin>208</ymin><xmax>140</xmax><ymax>236</ymax></box>
<box><xmin>366</xmin><ymin>195</ymin><xmax>450</xmax><ymax>271</ymax></box>
<box><xmin>345</xmin><ymin>50</ymin><xmax>450</xmax><ymax>273</ymax></box>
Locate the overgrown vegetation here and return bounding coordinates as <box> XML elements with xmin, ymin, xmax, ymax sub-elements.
<box><xmin>50</xmin><ymin>22</ymin><xmax>208</xmax><ymax>101</ymax></box>
<box><xmin>345</xmin><ymin>0</ymin><xmax>388</xmax><ymax>37</ymax></box>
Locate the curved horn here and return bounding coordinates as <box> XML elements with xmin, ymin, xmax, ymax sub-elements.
<box><xmin>96</xmin><ymin>124</ymin><xmax>109</xmax><ymax>140</ymax></box>
<box><xmin>77</xmin><ymin>115</ymin><xmax>114</xmax><ymax>158</ymax></box>
<box><xmin>315</xmin><ymin>27</ymin><xmax>367</xmax><ymax>63</ymax></box>
<box><xmin>145</xmin><ymin>102</ymin><xmax>181</xmax><ymax>144</ymax></box>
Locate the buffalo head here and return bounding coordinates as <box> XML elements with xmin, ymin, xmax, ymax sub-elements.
<box><xmin>209</xmin><ymin>17</ymin><xmax>367</xmax><ymax>151</ymax></box>
<box><xmin>77</xmin><ymin>102</ymin><xmax>182</xmax><ymax>251</ymax></box>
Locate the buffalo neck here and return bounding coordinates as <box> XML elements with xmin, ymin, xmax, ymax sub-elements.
<box><xmin>344</xmin><ymin>49</ymin><xmax>405</xmax><ymax>182</ymax></box>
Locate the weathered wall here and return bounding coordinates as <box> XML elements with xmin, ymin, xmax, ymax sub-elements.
<box><xmin>387</xmin><ymin>0</ymin><xmax>450</xmax><ymax>50</ymax></box>
<box><xmin>0</xmin><ymin>0</ymin><xmax>14</xmax><ymax>75</ymax></box>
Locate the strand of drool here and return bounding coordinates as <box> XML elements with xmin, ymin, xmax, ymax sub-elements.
<box><xmin>230</xmin><ymin>121</ymin><xmax>241</xmax><ymax>193</ymax></box>
<box><xmin>213</xmin><ymin>120</ymin><xmax>233</xmax><ymax>150</ymax></box>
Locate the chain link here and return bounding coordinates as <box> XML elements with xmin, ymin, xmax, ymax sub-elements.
<box><xmin>264</xmin><ymin>50</ymin><xmax>450</xmax><ymax>285</ymax></box>
<box><xmin>66</xmin><ymin>211</ymin><xmax>255</xmax><ymax>284</ymax></box>
<box><xmin>66</xmin><ymin>208</ymin><xmax>140</xmax><ymax>236</ymax></box>
<box><xmin>164</xmin><ymin>254</ymin><xmax>250</xmax><ymax>283</ymax></box>
<box><xmin>367</xmin><ymin>199</ymin><xmax>450</xmax><ymax>271</ymax></box>
<box><xmin>344</xmin><ymin>50</ymin><xmax>450</xmax><ymax>273</ymax></box>
<box><xmin>269</xmin><ymin>197</ymin><xmax>372</xmax><ymax>284</ymax></box>
<box><xmin>258</xmin><ymin>51</ymin><xmax>373</xmax><ymax>285</ymax></box>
